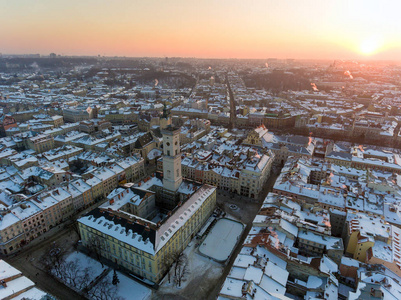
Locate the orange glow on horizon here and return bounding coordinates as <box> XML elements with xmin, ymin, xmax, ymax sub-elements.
<box><xmin>0</xmin><ymin>0</ymin><xmax>401</xmax><ymax>60</ymax></box>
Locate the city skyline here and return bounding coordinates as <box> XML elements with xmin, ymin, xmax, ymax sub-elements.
<box><xmin>1</xmin><ymin>0</ymin><xmax>401</xmax><ymax>60</ymax></box>
<box><xmin>2</xmin><ymin>2</ymin><xmax>401</xmax><ymax>299</ymax></box>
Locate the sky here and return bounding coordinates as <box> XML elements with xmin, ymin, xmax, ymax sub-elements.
<box><xmin>1</xmin><ymin>0</ymin><xmax>401</xmax><ymax>60</ymax></box>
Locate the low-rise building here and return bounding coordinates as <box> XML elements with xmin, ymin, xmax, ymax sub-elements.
<box><xmin>41</xmin><ymin>145</ymin><xmax>83</xmax><ymax>162</ymax></box>
<box><xmin>26</xmin><ymin>134</ymin><xmax>54</xmax><ymax>154</ymax></box>
<box><xmin>63</xmin><ymin>106</ymin><xmax>96</xmax><ymax>123</ymax></box>
<box><xmin>178</xmin><ymin>146</ymin><xmax>274</xmax><ymax>199</ymax></box>
<box><xmin>79</xmin><ymin>119</ymin><xmax>112</xmax><ymax>133</ymax></box>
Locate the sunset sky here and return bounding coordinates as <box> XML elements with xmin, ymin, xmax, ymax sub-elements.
<box><xmin>1</xmin><ymin>0</ymin><xmax>400</xmax><ymax>60</ymax></box>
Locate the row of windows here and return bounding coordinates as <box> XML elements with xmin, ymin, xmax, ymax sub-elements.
<box><xmin>82</xmin><ymin>226</ymin><xmax>152</xmax><ymax>258</ymax></box>
<box><xmin>81</xmin><ymin>192</ymin><xmax>215</xmax><ymax>278</ymax></box>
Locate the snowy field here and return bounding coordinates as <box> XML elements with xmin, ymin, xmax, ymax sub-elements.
<box><xmin>199</xmin><ymin>218</ymin><xmax>244</xmax><ymax>262</ymax></box>
<box><xmin>65</xmin><ymin>252</ymin><xmax>152</xmax><ymax>300</ymax></box>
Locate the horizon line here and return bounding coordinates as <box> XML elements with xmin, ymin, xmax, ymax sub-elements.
<box><xmin>1</xmin><ymin>53</ymin><xmax>400</xmax><ymax>64</ymax></box>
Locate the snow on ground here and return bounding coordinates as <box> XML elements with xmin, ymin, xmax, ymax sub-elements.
<box><xmin>65</xmin><ymin>252</ymin><xmax>152</xmax><ymax>300</ymax></box>
<box><xmin>65</xmin><ymin>251</ymin><xmax>106</xmax><ymax>282</ymax></box>
<box><xmin>199</xmin><ymin>218</ymin><xmax>244</xmax><ymax>262</ymax></box>
<box><xmin>224</xmin><ymin>211</ymin><xmax>242</xmax><ymax>223</ymax></box>
<box><xmin>104</xmin><ymin>271</ymin><xmax>152</xmax><ymax>300</ymax></box>
<box><xmin>158</xmin><ymin>239</ymin><xmax>223</xmax><ymax>294</ymax></box>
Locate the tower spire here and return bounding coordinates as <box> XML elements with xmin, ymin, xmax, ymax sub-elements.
<box><xmin>162</xmin><ymin>101</ymin><xmax>169</xmax><ymax>119</ymax></box>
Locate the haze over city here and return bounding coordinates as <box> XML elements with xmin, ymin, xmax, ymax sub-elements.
<box><xmin>1</xmin><ymin>0</ymin><xmax>401</xmax><ymax>60</ymax></box>
<box><xmin>3</xmin><ymin>1</ymin><xmax>401</xmax><ymax>300</ymax></box>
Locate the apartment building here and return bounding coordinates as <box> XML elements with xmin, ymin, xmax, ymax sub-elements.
<box><xmin>179</xmin><ymin>148</ymin><xmax>274</xmax><ymax>199</ymax></box>
<box><xmin>63</xmin><ymin>106</ymin><xmax>96</xmax><ymax>123</ymax></box>
<box><xmin>79</xmin><ymin>119</ymin><xmax>112</xmax><ymax>133</ymax></box>
<box><xmin>26</xmin><ymin>134</ymin><xmax>54</xmax><ymax>154</ymax></box>
<box><xmin>344</xmin><ymin>211</ymin><xmax>392</xmax><ymax>263</ymax></box>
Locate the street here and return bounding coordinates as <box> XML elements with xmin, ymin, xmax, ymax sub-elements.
<box><xmin>4</xmin><ymin>226</ymin><xmax>85</xmax><ymax>300</ymax></box>
<box><xmin>216</xmin><ymin>170</ymin><xmax>280</xmax><ymax>223</ymax></box>
<box><xmin>206</xmin><ymin>170</ymin><xmax>280</xmax><ymax>299</ymax></box>
<box><xmin>0</xmin><ymin>194</ymin><xmax>109</xmax><ymax>300</ymax></box>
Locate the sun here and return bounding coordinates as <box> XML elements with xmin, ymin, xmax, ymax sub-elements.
<box><xmin>360</xmin><ymin>37</ymin><xmax>381</xmax><ymax>55</ymax></box>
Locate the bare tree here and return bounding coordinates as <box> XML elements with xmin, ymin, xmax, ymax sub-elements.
<box><xmin>40</xmin><ymin>242</ymin><xmax>67</xmax><ymax>277</ymax></box>
<box><xmin>87</xmin><ymin>276</ymin><xmax>125</xmax><ymax>300</ymax></box>
<box><xmin>174</xmin><ymin>253</ymin><xmax>189</xmax><ymax>287</ymax></box>
<box><xmin>76</xmin><ymin>267</ymin><xmax>92</xmax><ymax>290</ymax></box>
<box><xmin>161</xmin><ymin>251</ymin><xmax>180</xmax><ymax>284</ymax></box>
<box><xmin>173</xmin><ymin>252</ymin><xmax>185</xmax><ymax>280</ymax></box>
<box><xmin>62</xmin><ymin>259</ymin><xmax>81</xmax><ymax>288</ymax></box>
<box><xmin>161</xmin><ymin>251</ymin><xmax>190</xmax><ymax>287</ymax></box>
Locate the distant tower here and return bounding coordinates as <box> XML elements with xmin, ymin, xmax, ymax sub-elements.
<box><xmin>160</xmin><ymin>102</ymin><xmax>172</xmax><ymax>129</ymax></box>
<box><xmin>92</xmin><ymin>105</ymin><xmax>99</xmax><ymax>119</ymax></box>
<box><xmin>162</xmin><ymin>126</ymin><xmax>182</xmax><ymax>192</ymax></box>
<box><xmin>162</xmin><ymin>102</ymin><xmax>169</xmax><ymax>119</ymax></box>
<box><xmin>209</xmin><ymin>76</ymin><xmax>215</xmax><ymax>86</ymax></box>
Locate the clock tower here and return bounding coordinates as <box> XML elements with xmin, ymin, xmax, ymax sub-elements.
<box><xmin>162</xmin><ymin>126</ymin><xmax>182</xmax><ymax>192</ymax></box>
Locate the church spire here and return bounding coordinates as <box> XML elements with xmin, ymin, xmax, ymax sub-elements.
<box><xmin>162</xmin><ymin>101</ymin><xmax>169</xmax><ymax>119</ymax></box>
